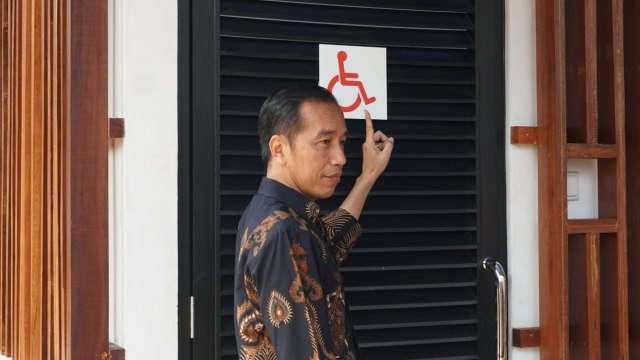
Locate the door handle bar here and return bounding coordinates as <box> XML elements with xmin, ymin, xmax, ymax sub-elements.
<box><xmin>482</xmin><ymin>257</ymin><xmax>507</xmax><ymax>360</ymax></box>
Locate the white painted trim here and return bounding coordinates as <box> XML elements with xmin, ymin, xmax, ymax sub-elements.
<box><xmin>108</xmin><ymin>0</ymin><xmax>125</xmax><ymax>346</ymax></box>
<box><xmin>114</xmin><ymin>0</ymin><xmax>178</xmax><ymax>358</ymax></box>
<box><xmin>505</xmin><ymin>0</ymin><xmax>541</xmax><ymax>358</ymax></box>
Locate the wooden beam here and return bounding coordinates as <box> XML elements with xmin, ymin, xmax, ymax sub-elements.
<box><xmin>584</xmin><ymin>233</ymin><xmax>601</xmax><ymax>360</ymax></box>
<box><xmin>565</xmin><ymin>0</ymin><xmax>587</xmax><ymax>144</ymax></box>
<box><xmin>624</xmin><ymin>0</ymin><xmax>640</xmax><ymax>357</ymax></box>
<box><xmin>597</xmin><ymin>0</ymin><xmax>630</xmax><ymax>357</ymax></box>
<box><xmin>510</xmin><ymin>126</ymin><xmax>538</xmax><ymax>144</ymax></box>
<box><xmin>584</xmin><ymin>0</ymin><xmax>598</xmax><ymax>144</ymax></box>
<box><xmin>600</xmin><ymin>233</ymin><xmax>628</xmax><ymax>360</ymax></box>
<box><xmin>612</xmin><ymin>0</ymin><xmax>629</xmax><ymax>356</ymax></box>
<box><xmin>109</xmin><ymin>117</ymin><xmax>125</xmax><ymax>139</ymax></box>
<box><xmin>567</xmin><ymin>218</ymin><xmax>618</xmax><ymax>234</ymax></box>
<box><xmin>567</xmin><ymin>233</ymin><xmax>602</xmax><ymax>359</ymax></box>
<box><xmin>69</xmin><ymin>0</ymin><xmax>109</xmax><ymax>358</ymax></box>
<box><xmin>566</xmin><ymin>143</ymin><xmax>617</xmax><ymax>158</ymax></box>
<box><xmin>0</xmin><ymin>0</ymin><xmax>9</xmax><ymax>355</ymax></box>
<box><xmin>536</xmin><ymin>0</ymin><xmax>570</xmax><ymax>358</ymax></box>
<box><xmin>512</xmin><ymin>327</ymin><xmax>540</xmax><ymax>348</ymax></box>
<box><xmin>109</xmin><ymin>342</ymin><xmax>126</xmax><ymax>360</ymax></box>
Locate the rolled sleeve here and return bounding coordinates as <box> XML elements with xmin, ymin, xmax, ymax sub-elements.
<box><xmin>319</xmin><ymin>208</ymin><xmax>362</xmax><ymax>266</ymax></box>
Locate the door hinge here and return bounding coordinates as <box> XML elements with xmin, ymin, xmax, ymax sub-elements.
<box><xmin>190</xmin><ymin>296</ymin><xmax>195</xmax><ymax>339</ymax></box>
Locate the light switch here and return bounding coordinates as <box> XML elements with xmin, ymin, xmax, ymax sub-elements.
<box><xmin>567</xmin><ymin>171</ymin><xmax>579</xmax><ymax>201</ymax></box>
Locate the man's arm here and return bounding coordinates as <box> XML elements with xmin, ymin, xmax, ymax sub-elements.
<box><xmin>319</xmin><ymin>208</ymin><xmax>361</xmax><ymax>266</ymax></box>
<box><xmin>319</xmin><ymin>110</ymin><xmax>393</xmax><ymax>265</ymax></box>
<box><xmin>339</xmin><ymin>109</ymin><xmax>393</xmax><ymax>219</ymax></box>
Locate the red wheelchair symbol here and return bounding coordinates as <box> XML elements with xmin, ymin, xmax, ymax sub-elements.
<box><xmin>327</xmin><ymin>50</ymin><xmax>377</xmax><ymax>112</ymax></box>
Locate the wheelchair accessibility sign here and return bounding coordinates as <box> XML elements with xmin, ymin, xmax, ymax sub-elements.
<box><xmin>319</xmin><ymin>44</ymin><xmax>387</xmax><ymax>120</ymax></box>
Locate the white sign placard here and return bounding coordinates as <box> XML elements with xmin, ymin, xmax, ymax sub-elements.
<box><xmin>319</xmin><ymin>44</ymin><xmax>387</xmax><ymax>120</ymax></box>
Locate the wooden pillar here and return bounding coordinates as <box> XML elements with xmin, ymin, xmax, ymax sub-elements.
<box><xmin>536</xmin><ymin>0</ymin><xmax>570</xmax><ymax>357</ymax></box>
<box><xmin>624</xmin><ymin>0</ymin><xmax>640</xmax><ymax>357</ymax></box>
<box><xmin>69</xmin><ymin>0</ymin><xmax>109</xmax><ymax>358</ymax></box>
<box><xmin>0</xmin><ymin>0</ymin><xmax>109</xmax><ymax>358</ymax></box>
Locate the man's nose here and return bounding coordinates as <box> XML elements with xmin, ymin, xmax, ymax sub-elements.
<box><xmin>332</xmin><ymin>145</ymin><xmax>346</xmax><ymax>166</ymax></box>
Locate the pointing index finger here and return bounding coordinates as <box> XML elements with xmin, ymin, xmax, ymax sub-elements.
<box><xmin>364</xmin><ymin>109</ymin><xmax>374</xmax><ymax>142</ymax></box>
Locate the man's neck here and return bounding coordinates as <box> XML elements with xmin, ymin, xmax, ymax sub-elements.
<box><xmin>266</xmin><ymin>166</ymin><xmax>312</xmax><ymax>201</ymax></box>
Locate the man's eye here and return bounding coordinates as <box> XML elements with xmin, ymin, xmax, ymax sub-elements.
<box><xmin>321</xmin><ymin>139</ymin><xmax>331</xmax><ymax>145</ymax></box>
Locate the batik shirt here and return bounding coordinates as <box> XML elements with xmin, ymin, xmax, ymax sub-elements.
<box><xmin>234</xmin><ymin>177</ymin><xmax>363</xmax><ymax>360</ymax></box>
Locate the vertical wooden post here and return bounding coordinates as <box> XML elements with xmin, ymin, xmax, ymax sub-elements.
<box><xmin>536</xmin><ymin>0</ymin><xmax>569</xmax><ymax>358</ymax></box>
<box><xmin>69</xmin><ymin>0</ymin><xmax>109</xmax><ymax>358</ymax></box>
<box><xmin>624</xmin><ymin>0</ymin><xmax>640</xmax><ymax>358</ymax></box>
<box><xmin>0</xmin><ymin>0</ymin><xmax>8</xmax><ymax>354</ymax></box>
<box><xmin>607</xmin><ymin>2</ymin><xmax>629</xmax><ymax>358</ymax></box>
<box><xmin>585</xmin><ymin>0</ymin><xmax>598</xmax><ymax>144</ymax></box>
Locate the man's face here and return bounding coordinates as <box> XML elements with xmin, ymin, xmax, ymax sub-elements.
<box><xmin>285</xmin><ymin>100</ymin><xmax>347</xmax><ymax>201</ymax></box>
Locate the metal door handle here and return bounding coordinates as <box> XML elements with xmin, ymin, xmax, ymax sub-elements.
<box><xmin>482</xmin><ymin>257</ymin><xmax>507</xmax><ymax>360</ymax></box>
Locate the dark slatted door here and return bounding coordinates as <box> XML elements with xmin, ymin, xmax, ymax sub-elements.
<box><xmin>179</xmin><ymin>0</ymin><xmax>506</xmax><ymax>359</ymax></box>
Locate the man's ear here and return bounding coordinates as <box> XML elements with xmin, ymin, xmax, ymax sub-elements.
<box><xmin>268</xmin><ymin>134</ymin><xmax>289</xmax><ymax>165</ymax></box>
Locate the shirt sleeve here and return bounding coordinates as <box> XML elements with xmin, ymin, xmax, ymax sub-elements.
<box><xmin>319</xmin><ymin>208</ymin><xmax>362</xmax><ymax>266</ymax></box>
<box><xmin>250</xmin><ymin>223</ymin><xmax>330</xmax><ymax>360</ymax></box>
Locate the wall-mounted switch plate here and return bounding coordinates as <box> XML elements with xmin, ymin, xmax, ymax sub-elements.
<box><xmin>567</xmin><ymin>171</ymin><xmax>579</xmax><ymax>201</ymax></box>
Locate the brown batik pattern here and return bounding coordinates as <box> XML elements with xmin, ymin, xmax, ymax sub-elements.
<box><xmin>236</xmin><ymin>199</ymin><xmax>359</xmax><ymax>358</ymax></box>
<box><xmin>320</xmin><ymin>208</ymin><xmax>362</xmax><ymax>265</ymax></box>
<box><xmin>244</xmin><ymin>272</ymin><xmax>260</xmax><ymax>304</ymax></box>
<box><xmin>325</xmin><ymin>270</ymin><xmax>348</xmax><ymax>355</ymax></box>
<box><xmin>304</xmin><ymin>299</ymin><xmax>337</xmax><ymax>360</ymax></box>
<box><xmin>266</xmin><ymin>289</ymin><xmax>293</xmax><ymax>328</ymax></box>
<box><xmin>290</xmin><ymin>206</ymin><xmax>328</xmax><ymax>263</ymax></box>
<box><xmin>305</xmin><ymin>201</ymin><xmax>321</xmax><ymax>222</ymax></box>
<box><xmin>288</xmin><ymin>243</ymin><xmax>323</xmax><ymax>303</ymax></box>
<box><xmin>237</xmin><ymin>271</ymin><xmax>277</xmax><ymax>360</ymax></box>
<box><xmin>237</xmin><ymin>299</ymin><xmax>276</xmax><ymax>360</ymax></box>
<box><xmin>239</xmin><ymin>210</ymin><xmax>290</xmax><ymax>260</ymax></box>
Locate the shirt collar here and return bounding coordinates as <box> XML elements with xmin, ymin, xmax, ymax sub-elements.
<box><xmin>257</xmin><ymin>177</ymin><xmax>321</xmax><ymax>223</ymax></box>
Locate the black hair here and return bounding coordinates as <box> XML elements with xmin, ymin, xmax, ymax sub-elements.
<box><xmin>258</xmin><ymin>84</ymin><xmax>339</xmax><ymax>165</ymax></box>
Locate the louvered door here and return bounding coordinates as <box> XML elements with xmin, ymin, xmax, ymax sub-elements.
<box><xmin>179</xmin><ymin>1</ymin><xmax>506</xmax><ymax>359</ymax></box>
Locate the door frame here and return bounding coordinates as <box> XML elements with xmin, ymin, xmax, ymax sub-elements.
<box><xmin>178</xmin><ymin>1</ymin><xmax>507</xmax><ymax>358</ymax></box>
<box><xmin>475</xmin><ymin>1</ymin><xmax>508</xmax><ymax>359</ymax></box>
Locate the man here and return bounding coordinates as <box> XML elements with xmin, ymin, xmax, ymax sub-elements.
<box><xmin>234</xmin><ymin>85</ymin><xmax>393</xmax><ymax>359</ymax></box>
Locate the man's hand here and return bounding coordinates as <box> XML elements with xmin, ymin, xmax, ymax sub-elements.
<box><xmin>361</xmin><ymin>109</ymin><xmax>394</xmax><ymax>182</ymax></box>
<box><xmin>338</xmin><ymin>110</ymin><xmax>394</xmax><ymax>219</ymax></box>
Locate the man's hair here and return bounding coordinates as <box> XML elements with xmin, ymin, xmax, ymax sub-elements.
<box><xmin>258</xmin><ymin>85</ymin><xmax>339</xmax><ymax>165</ymax></box>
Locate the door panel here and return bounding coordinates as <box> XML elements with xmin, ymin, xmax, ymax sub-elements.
<box><xmin>179</xmin><ymin>1</ymin><xmax>506</xmax><ymax>359</ymax></box>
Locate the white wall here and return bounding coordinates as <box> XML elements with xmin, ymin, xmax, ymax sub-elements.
<box><xmin>108</xmin><ymin>0</ymin><xmax>178</xmax><ymax>358</ymax></box>
<box><xmin>505</xmin><ymin>0</ymin><xmax>541</xmax><ymax>358</ymax></box>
